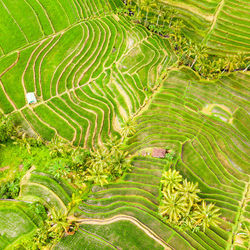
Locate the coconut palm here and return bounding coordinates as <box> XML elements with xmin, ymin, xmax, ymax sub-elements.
<box><xmin>155</xmin><ymin>2</ymin><xmax>165</xmax><ymax>26</ymax></box>
<box><xmin>159</xmin><ymin>191</ymin><xmax>187</xmax><ymax>223</ymax></box>
<box><xmin>104</xmin><ymin>136</ymin><xmax>121</xmax><ymax>152</ymax></box>
<box><xmin>177</xmin><ymin>209</ymin><xmax>202</xmax><ymax>232</ymax></box>
<box><xmin>48</xmin><ymin>208</ymin><xmax>69</xmax><ymax>235</ymax></box>
<box><xmin>177</xmin><ymin>179</ymin><xmax>201</xmax><ymax>211</ymax></box>
<box><xmin>135</xmin><ymin>0</ymin><xmax>142</xmax><ymax>18</ymax></box>
<box><xmin>111</xmin><ymin>150</ymin><xmax>131</xmax><ymax>176</ymax></box>
<box><xmin>190</xmin><ymin>44</ymin><xmax>208</xmax><ymax>68</ymax></box>
<box><xmin>87</xmin><ymin>147</ymin><xmax>110</xmax><ymax>172</ymax></box>
<box><xmin>141</xmin><ymin>0</ymin><xmax>156</xmax><ymax>25</ymax></box>
<box><xmin>121</xmin><ymin>116</ymin><xmax>137</xmax><ymax>138</ymax></box>
<box><xmin>239</xmin><ymin>222</ymin><xmax>250</xmax><ymax>247</ymax></box>
<box><xmin>167</xmin><ymin>7</ymin><xmax>178</xmax><ymax>27</ymax></box>
<box><xmin>193</xmin><ymin>201</ymin><xmax>221</xmax><ymax>231</ymax></box>
<box><xmin>161</xmin><ymin>169</ymin><xmax>183</xmax><ymax>192</ymax></box>
<box><xmin>85</xmin><ymin>168</ymin><xmax>109</xmax><ymax>186</ymax></box>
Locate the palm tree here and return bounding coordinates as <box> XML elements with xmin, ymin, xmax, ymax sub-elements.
<box><xmin>87</xmin><ymin>147</ymin><xmax>110</xmax><ymax>172</ymax></box>
<box><xmin>104</xmin><ymin>136</ymin><xmax>121</xmax><ymax>152</ymax></box>
<box><xmin>159</xmin><ymin>191</ymin><xmax>187</xmax><ymax>223</ymax></box>
<box><xmin>48</xmin><ymin>208</ymin><xmax>69</xmax><ymax>235</ymax></box>
<box><xmin>127</xmin><ymin>0</ymin><xmax>133</xmax><ymax>8</ymax></box>
<box><xmin>179</xmin><ymin>211</ymin><xmax>197</xmax><ymax>230</ymax></box>
<box><xmin>121</xmin><ymin>116</ymin><xmax>137</xmax><ymax>138</ymax></box>
<box><xmin>85</xmin><ymin>168</ymin><xmax>109</xmax><ymax>186</ymax></box>
<box><xmin>161</xmin><ymin>169</ymin><xmax>183</xmax><ymax>192</ymax></box>
<box><xmin>155</xmin><ymin>2</ymin><xmax>164</xmax><ymax>26</ymax></box>
<box><xmin>193</xmin><ymin>201</ymin><xmax>221</xmax><ymax>231</ymax></box>
<box><xmin>190</xmin><ymin>44</ymin><xmax>208</xmax><ymax>68</ymax></box>
<box><xmin>141</xmin><ymin>0</ymin><xmax>156</xmax><ymax>25</ymax></box>
<box><xmin>168</xmin><ymin>7</ymin><xmax>178</xmax><ymax>27</ymax></box>
<box><xmin>111</xmin><ymin>150</ymin><xmax>131</xmax><ymax>176</ymax></box>
<box><xmin>239</xmin><ymin>222</ymin><xmax>250</xmax><ymax>247</ymax></box>
<box><xmin>135</xmin><ymin>0</ymin><xmax>142</xmax><ymax>18</ymax></box>
<box><xmin>177</xmin><ymin>179</ymin><xmax>201</xmax><ymax>211</ymax></box>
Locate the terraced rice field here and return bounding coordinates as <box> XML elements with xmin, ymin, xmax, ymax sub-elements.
<box><xmin>126</xmin><ymin>68</ymin><xmax>250</xmax><ymax>249</ymax></box>
<box><xmin>161</xmin><ymin>0</ymin><xmax>250</xmax><ymax>55</ymax></box>
<box><xmin>0</xmin><ymin>1</ymin><xmax>174</xmax><ymax>147</ymax></box>
<box><xmin>0</xmin><ymin>200</ymin><xmax>42</xmax><ymax>249</ymax></box>
<box><xmin>0</xmin><ymin>0</ymin><xmax>249</xmax><ymax>249</ymax></box>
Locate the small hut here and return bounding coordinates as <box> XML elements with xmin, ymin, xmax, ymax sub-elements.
<box><xmin>26</xmin><ymin>92</ymin><xmax>37</xmax><ymax>104</ymax></box>
<box><xmin>152</xmin><ymin>148</ymin><xmax>167</xmax><ymax>158</ymax></box>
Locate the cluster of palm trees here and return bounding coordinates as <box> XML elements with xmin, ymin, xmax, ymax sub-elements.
<box><xmin>120</xmin><ymin>0</ymin><xmax>178</xmax><ymax>36</ymax></box>
<box><xmin>159</xmin><ymin>169</ymin><xmax>221</xmax><ymax>232</ymax></box>
<box><xmin>177</xmin><ymin>38</ymin><xmax>249</xmax><ymax>79</ymax></box>
<box><xmin>46</xmin><ymin>136</ymin><xmax>132</xmax><ymax>187</ymax></box>
<box><xmin>84</xmin><ymin>137</ymin><xmax>132</xmax><ymax>186</ymax></box>
<box><xmin>120</xmin><ymin>1</ymin><xmax>249</xmax><ymax>79</ymax></box>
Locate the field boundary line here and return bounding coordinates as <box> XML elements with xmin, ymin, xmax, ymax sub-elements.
<box><xmin>0</xmin><ymin>52</ymin><xmax>20</xmax><ymax>78</ymax></box>
<box><xmin>203</xmin><ymin>0</ymin><xmax>225</xmax><ymax>44</ymax></box>
<box><xmin>32</xmin><ymin>37</ymin><xmax>55</xmax><ymax>94</ymax></box>
<box><xmin>72</xmin><ymin>90</ymin><xmax>105</xmax><ymax>146</ymax></box>
<box><xmin>0</xmin><ymin>79</ymin><xmax>17</xmax><ymax>111</ymax></box>
<box><xmin>45</xmin><ymin>103</ymin><xmax>77</xmax><ymax>142</ymax></box>
<box><xmin>75</xmin><ymin>22</ymin><xmax>104</xmax><ymax>86</ymax></box>
<box><xmin>50</xmin><ymin>25</ymin><xmax>84</xmax><ymax>97</ymax></box>
<box><xmin>34</xmin><ymin>0</ymin><xmax>55</xmax><ymax>33</ymax></box>
<box><xmin>79</xmin><ymin>228</ymin><xmax>118</xmax><ymax>249</ymax></box>
<box><xmin>229</xmin><ymin>181</ymin><xmax>250</xmax><ymax>249</ymax></box>
<box><xmin>48</xmin><ymin>101</ymin><xmax>83</xmax><ymax>146</ymax></box>
<box><xmin>38</xmin><ymin>34</ymin><xmax>63</xmax><ymax>99</ymax></box>
<box><xmin>52</xmin><ymin>96</ymin><xmax>91</xmax><ymax>147</ymax></box>
<box><xmin>23</xmin><ymin>0</ymin><xmax>45</xmax><ymax>36</ymax></box>
<box><xmin>55</xmin><ymin>0</ymin><xmax>71</xmax><ymax>25</ymax></box>
<box><xmin>67</xmin><ymin>92</ymin><xmax>97</xmax><ymax>147</ymax></box>
<box><xmin>61</xmin><ymin>23</ymin><xmax>90</xmax><ymax>93</ymax></box>
<box><xmin>0</xmin><ymin>0</ymin><xmax>29</xmax><ymax>43</ymax></box>
<box><xmin>22</xmin><ymin>41</ymin><xmax>46</xmax><ymax>94</ymax></box>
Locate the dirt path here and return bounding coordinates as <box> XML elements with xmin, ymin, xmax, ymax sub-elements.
<box><xmin>78</xmin><ymin>215</ymin><xmax>171</xmax><ymax>249</ymax></box>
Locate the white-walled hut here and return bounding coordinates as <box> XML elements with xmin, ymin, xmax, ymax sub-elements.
<box><xmin>26</xmin><ymin>92</ymin><xmax>37</xmax><ymax>104</ymax></box>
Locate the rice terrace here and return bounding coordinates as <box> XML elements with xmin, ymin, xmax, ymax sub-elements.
<box><xmin>0</xmin><ymin>0</ymin><xmax>249</xmax><ymax>249</ymax></box>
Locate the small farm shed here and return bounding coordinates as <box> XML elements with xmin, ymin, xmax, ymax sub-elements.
<box><xmin>26</xmin><ymin>92</ymin><xmax>37</xmax><ymax>104</ymax></box>
<box><xmin>152</xmin><ymin>148</ymin><xmax>167</xmax><ymax>158</ymax></box>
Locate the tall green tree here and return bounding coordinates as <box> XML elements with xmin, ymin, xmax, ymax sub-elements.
<box><xmin>193</xmin><ymin>201</ymin><xmax>221</xmax><ymax>231</ymax></box>
<box><xmin>161</xmin><ymin>169</ymin><xmax>183</xmax><ymax>193</ymax></box>
<box><xmin>141</xmin><ymin>0</ymin><xmax>156</xmax><ymax>25</ymax></box>
<box><xmin>177</xmin><ymin>179</ymin><xmax>200</xmax><ymax>212</ymax></box>
<box><xmin>159</xmin><ymin>191</ymin><xmax>187</xmax><ymax>223</ymax></box>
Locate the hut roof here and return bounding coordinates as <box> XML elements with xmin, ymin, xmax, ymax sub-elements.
<box><xmin>152</xmin><ymin>148</ymin><xmax>166</xmax><ymax>158</ymax></box>
<box><xmin>26</xmin><ymin>92</ymin><xmax>37</xmax><ymax>104</ymax></box>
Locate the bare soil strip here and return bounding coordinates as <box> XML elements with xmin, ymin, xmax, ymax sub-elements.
<box><xmin>78</xmin><ymin>215</ymin><xmax>171</xmax><ymax>249</ymax></box>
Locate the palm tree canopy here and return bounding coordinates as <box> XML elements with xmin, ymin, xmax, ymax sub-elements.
<box><xmin>177</xmin><ymin>179</ymin><xmax>201</xmax><ymax>207</ymax></box>
<box><xmin>159</xmin><ymin>191</ymin><xmax>187</xmax><ymax>222</ymax></box>
<box><xmin>161</xmin><ymin>169</ymin><xmax>183</xmax><ymax>192</ymax></box>
<box><xmin>193</xmin><ymin>201</ymin><xmax>221</xmax><ymax>231</ymax></box>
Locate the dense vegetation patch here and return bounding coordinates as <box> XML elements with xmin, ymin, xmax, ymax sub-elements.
<box><xmin>159</xmin><ymin>169</ymin><xmax>221</xmax><ymax>232</ymax></box>
<box><xmin>120</xmin><ymin>0</ymin><xmax>249</xmax><ymax>79</ymax></box>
